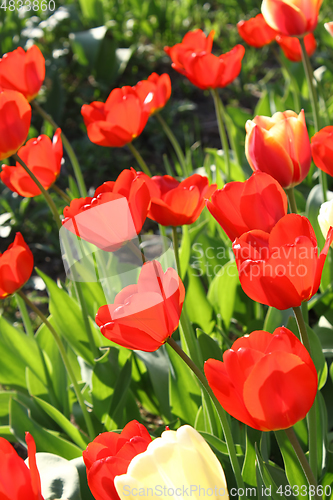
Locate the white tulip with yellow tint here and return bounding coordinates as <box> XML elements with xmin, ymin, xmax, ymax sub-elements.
<box><xmin>114</xmin><ymin>425</ymin><xmax>229</xmax><ymax>500</ymax></box>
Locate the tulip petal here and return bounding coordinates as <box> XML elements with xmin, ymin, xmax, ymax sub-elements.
<box><xmin>262</xmin><ymin>0</ymin><xmax>308</xmax><ymax>35</ymax></box>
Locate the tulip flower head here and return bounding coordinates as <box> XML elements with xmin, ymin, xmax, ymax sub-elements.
<box><xmin>311</xmin><ymin>126</ymin><xmax>333</xmax><ymax>176</ymax></box>
<box><xmin>165</xmin><ymin>30</ymin><xmax>245</xmax><ymax>90</ymax></box>
<box><xmin>237</xmin><ymin>14</ymin><xmax>278</xmax><ymax>48</ymax></box>
<box><xmin>261</xmin><ymin>0</ymin><xmax>323</xmax><ymax>36</ymax></box>
<box><xmin>0</xmin><ymin>232</ymin><xmax>34</xmax><ymax>299</ymax></box>
<box><xmin>0</xmin><ymin>88</ymin><xmax>31</xmax><ymax>160</ymax></box>
<box><xmin>133</xmin><ymin>73</ymin><xmax>171</xmax><ymax>115</ymax></box>
<box><xmin>205</xmin><ymin>327</ymin><xmax>318</xmax><ymax>431</ymax></box>
<box><xmin>114</xmin><ymin>425</ymin><xmax>229</xmax><ymax>500</ymax></box>
<box><xmin>245</xmin><ymin>110</ymin><xmax>311</xmax><ymax>188</ymax></box>
<box><xmin>146</xmin><ymin>174</ymin><xmax>217</xmax><ymax>226</ymax></box>
<box><xmin>62</xmin><ymin>169</ymin><xmax>150</xmax><ymax>252</ymax></box>
<box><xmin>325</xmin><ymin>22</ymin><xmax>333</xmax><ymax>37</ymax></box>
<box><xmin>1</xmin><ymin>129</ymin><xmax>63</xmax><ymax>197</ymax></box>
<box><xmin>232</xmin><ymin>214</ymin><xmax>333</xmax><ymax>310</ymax></box>
<box><xmin>207</xmin><ymin>171</ymin><xmax>288</xmax><ymax>241</ymax></box>
<box><xmin>96</xmin><ymin>260</ymin><xmax>185</xmax><ymax>351</ymax></box>
<box><xmin>0</xmin><ymin>46</ymin><xmax>45</xmax><ymax>101</ymax></box>
<box><xmin>81</xmin><ymin>87</ymin><xmax>150</xmax><ymax>148</ymax></box>
<box><xmin>0</xmin><ymin>432</ymin><xmax>43</xmax><ymax>500</ymax></box>
<box><xmin>318</xmin><ymin>199</ymin><xmax>333</xmax><ymax>246</ymax></box>
<box><xmin>276</xmin><ymin>33</ymin><xmax>316</xmax><ymax>62</ymax></box>
<box><xmin>83</xmin><ymin>420</ymin><xmax>152</xmax><ymax>500</ymax></box>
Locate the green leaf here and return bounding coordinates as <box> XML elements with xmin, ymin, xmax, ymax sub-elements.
<box><xmin>243</xmin><ymin>427</ymin><xmax>262</xmax><ymax>488</ymax></box>
<box><xmin>10</xmin><ymin>398</ymin><xmax>82</xmax><ymax>460</ymax></box>
<box><xmin>32</xmin><ymin>453</ymin><xmax>82</xmax><ymax>500</ymax></box>
<box><xmin>207</xmin><ymin>261</ymin><xmax>239</xmax><ymax>330</ymax></box>
<box><xmin>263</xmin><ymin>307</ymin><xmax>293</xmax><ymax>333</ymax></box>
<box><xmin>179</xmin><ymin>225</ymin><xmax>191</xmax><ymax>280</ymax></box>
<box><xmin>185</xmin><ymin>266</ymin><xmax>214</xmax><ymax>333</ymax></box>
<box><xmin>166</xmin><ymin>342</ymin><xmax>201</xmax><ymax>425</ymax></box>
<box><xmin>255</xmin><ymin>444</ymin><xmax>288</xmax><ymax>500</ymax></box>
<box><xmin>70</xmin><ymin>457</ymin><xmax>95</xmax><ymax>500</ymax></box>
<box><xmin>199</xmin><ymin>431</ymin><xmax>244</xmax><ymax>456</ymax></box>
<box><xmin>33</xmin><ymin>397</ymin><xmax>90</xmax><ymax>449</ymax></box>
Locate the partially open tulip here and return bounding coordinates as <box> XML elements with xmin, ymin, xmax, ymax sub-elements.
<box><xmin>318</xmin><ymin>199</ymin><xmax>333</xmax><ymax>246</ymax></box>
<box><xmin>0</xmin><ymin>46</ymin><xmax>45</xmax><ymax>101</ymax></box>
<box><xmin>325</xmin><ymin>22</ymin><xmax>333</xmax><ymax>37</ymax></box>
<box><xmin>262</xmin><ymin>0</ymin><xmax>323</xmax><ymax>36</ymax></box>
<box><xmin>0</xmin><ymin>88</ymin><xmax>31</xmax><ymax>160</ymax></box>
<box><xmin>311</xmin><ymin>126</ymin><xmax>333</xmax><ymax>176</ymax></box>
<box><xmin>245</xmin><ymin>110</ymin><xmax>311</xmax><ymax>188</ymax></box>
<box><xmin>205</xmin><ymin>327</ymin><xmax>318</xmax><ymax>431</ymax></box>
<box><xmin>0</xmin><ymin>432</ymin><xmax>43</xmax><ymax>500</ymax></box>
<box><xmin>0</xmin><ymin>232</ymin><xmax>34</xmax><ymax>299</ymax></box>
<box><xmin>146</xmin><ymin>174</ymin><xmax>216</xmax><ymax>226</ymax></box>
<box><xmin>1</xmin><ymin>129</ymin><xmax>63</xmax><ymax>197</ymax></box>
<box><xmin>276</xmin><ymin>33</ymin><xmax>316</xmax><ymax>62</ymax></box>
<box><xmin>237</xmin><ymin>14</ymin><xmax>278</xmax><ymax>48</ymax></box>
<box><xmin>165</xmin><ymin>30</ymin><xmax>245</xmax><ymax>90</ymax></box>
<box><xmin>62</xmin><ymin>169</ymin><xmax>150</xmax><ymax>251</ymax></box>
<box><xmin>81</xmin><ymin>87</ymin><xmax>150</xmax><ymax>147</ymax></box>
<box><xmin>133</xmin><ymin>73</ymin><xmax>171</xmax><ymax>115</ymax></box>
<box><xmin>83</xmin><ymin>420</ymin><xmax>152</xmax><ymax>500</ymax></box>
<box><xmin>115</xmin><ymin>425</ymin><xmax>229</xmax><ymax>500</ymax></box>
<box><xmin>96</xmin><ymin>260</ymin><xmax>185</xmax><ymax>351</ymax></box>
<box><xmin>232</xmin><ymin>214</ymin><xmax>333</xmax><ymax>310</ymax></box>
<box><xmin>207</xmin><ymin>172</ymin><xmax>288</xmax><ymax>241</ymax></box>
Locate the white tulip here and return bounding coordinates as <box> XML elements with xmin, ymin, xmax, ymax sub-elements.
<box><xmin>318</xmin><ymin>199</ymin><xmax>333</xmax><ymax>245</ymax></box>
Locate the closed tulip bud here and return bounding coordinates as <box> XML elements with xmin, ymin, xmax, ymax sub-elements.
<box><xmin>0</xmin><ymin>88</ymin><xmax>31</xmax><ymax>160</ymax></box>
<box><xmin>0</xmin><ymin>232</ymin><xmax>34</xmax><ymax>299</ymax></box>
<box><xmin>0</xmin><ymin>46</ymin><xmax>45</xmax><ymax>101</ymax></box>
<box><xmin>262</xmin><ymin>0</ymin><xmax>323</xmax><ymax>36</ymax></box>
<box><xmin>276</xmin><ymin>33</ymin><xmax>316</xmax><ymax>62</ymax></box>
<box><xmin>1</xmin><ymin>129</ymin><xmax>63</xmax><ymax>197</ymax></box>
<box><xmin>205</xmin><ymin>327</ymin><xmax>318</xmax><ymax>431</ymax></box>
<box><xmin>311</xmin><ymin>126</ymin><xmax>333</xmax><ymax>176</ymax></box>
<box><xmin>318</xmin><ymin>199</ymin><xmax>333</xmax><ymax>246</ymax></box>
<box><xmin>0</xmin><ymin>432</ymin><xmax>43</xmax><ymax>500</ymax></box>
<box><xmin>114</xmin><ymin>425</ymin><xmax>229</xmax><ymax>500</ymax></box>
<box><xmin>245</xmin><ymin>110</ymin><xmax>311</xmax><ymax>188</ymax></box>
<box><xmin>237</xmin><ymin>14</ymin><xmax>278</xmax><ymax>48</ymax></box>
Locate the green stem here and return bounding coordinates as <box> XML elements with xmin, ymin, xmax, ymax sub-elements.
<box><xmin>299</xmin><ymin>37</ymin><xmax>327</xmax><ymax>203</ymax></box>
<box><xmin>275</xmin><ymin>50</ymin><xmax>301</xmax><ymax>113</ymax></box>
<box><xmin>284</xmin><ymin>427</ymin><xmax>321</xmax><ymax>500</ymax></box>
<box><xmin>293</xmin><ymin>305</ymin><xmax>317</xmax><ymax>481</ymax></box>
<box><xmin>17</xmin><ymin>290</ymin><xmax>95</xmax><ymax>440</ymax></box>
<box><xmin>31</xmin><ymin>100</ymin><xmax>87</xmax><ymax>198</ymax></box>
<box><xmin>12</xmin><ymin>154</ymin><xmax>61</xmax><ymax>230</ymax></box>
<box><xmin>285</xmin><ymin>187</ymin><xmax>298</xmax><ymax>214</ymax></box>
<box><xmin>15</xmin><ymin>293</ymin><xmax>34</xmax><ymax>338</ymax></box>
<box><xmin>52</xmin><ymin>184</ymin><xmax>71</xmax><ymax>203</ymax></box>
<box><xmin>127</xmin><ymin>142</ymin><xmax>152</xmax><ymax>176</ymax></box>
<box><xmin>167</xmin><ymin>337</ymin><xmax>245</xmax><ymax>498</ymax></box>
<box><xmin>211</xmin><ymin>89</ymin><xmax>231</xmax><ymax>182</ymax></box>
<box><xmin>155</xmin><ymin>112</ymin><xmax>187</xmax><ymax>177</ymax></box>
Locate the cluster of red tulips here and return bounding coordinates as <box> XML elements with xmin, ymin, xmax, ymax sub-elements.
<box><xmin>1</xmin><ymin>0</ymin><xmax>333</xmax><ymax>499</ymax></box>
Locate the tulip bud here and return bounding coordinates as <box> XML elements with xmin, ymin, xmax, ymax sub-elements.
<box><xmin>0</xmin><ymin>88</ymin><xmax>31</xmax><ymax>160</ymax></box>
<box><xmin>245</xmin><ymin>110</ymin><xmax>311</xmax><ymax>188</ymax></box>
<box><xmin>114</xmin><ymin>425</ymin><xmax>229</xmax><ymax>500</ymax></box>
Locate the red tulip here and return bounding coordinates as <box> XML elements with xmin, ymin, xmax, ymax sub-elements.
<box><xmin>96</xmin><ymin>260</ymin><xmax>185</xmax><ymax>351</ymax></box>
<box><xmin>165</xmin><ymin>30</ymin><xmax>245</xmax><ymax>90</ymax></box>
<box><xmin>83</xmin><ymin>420</ymin><xmax>152</xmax><ymax>500</ymax></box>
<box><xmin>81</xmin><ymin>87</ymin><xmax>150</xmax><ymax>147</ymax></box>
<box><xmin>245</xmin><ymin>110</ymin><xmax>311</xmax><ymax>188</ymax></box>
<box><xmin>146</xmin><ymin>174</ymin><xmax>216</xmax><ymax>226</ymax></box>
<box><xmin>0</xmin><ymin>232</ymin><xmax>34</xmax><ymax>299</ymax></box>
<box><xmin>325</xmin><ymin>22</ymin><xmax>333</xmax><ymax>37</ymax></box>
<box><xmin>133</xmin><ymin>73</ymin><xmax>171</xmax><ymax>115</ymax></box>
<box><xmin>0</xmin><ymin>88</ymin><xmax>31</xmax><ymax>160</ymax></box>
<box><xmin>232</xmin><ymin>214</ymin><xmax>333</xmax><ymax>310</ymax></box>
<box><xmin>164</xmin><ymin>29</ymin><xmax>215</xmax><ymax>71</ymax></box>
<box><xmin>62</xmin><ymin>169</ymin><xmax>150</xmax><ymax>251</ymax></box>
<box><xmin>1</xmin><ymin>129</ymin><xmax>63</xmax><ymax>197</ymax></box>
<box><xmin>0</xmin><ymin>432</ymin><xmax>43</xmax><ymax>500</ymax></box>
<box><xmin>261</xmin><ymin>0</ymin><xmax>323</xmax><ymax>36</ymax></box>
<box><xmin>0</xmin><ymin>46</ymin><xmax>45</xmax><ymax>101</ymax></box>
<box><xmin>207</xmin><ymin>172</ymin><xmax>288</xmax><ymax>241</ymax></box>
<box><xmin>311</xmin><ymin>126</ymin><xmax>333</xmax><ymax>176</ymax></box>
<box><xmin>276</xmin><ymin>33</ymin><xmax>316</xmax><ymax>62</ymax></box>
<box><xmin>237</xmin><ymin>14</ymin><xmax>278</xmax><ymax>48</ymax></box>
<box><xmin>205</xmin><ymin>327</ymin><xmax>318</xmax><ymax>431</ymax></box>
